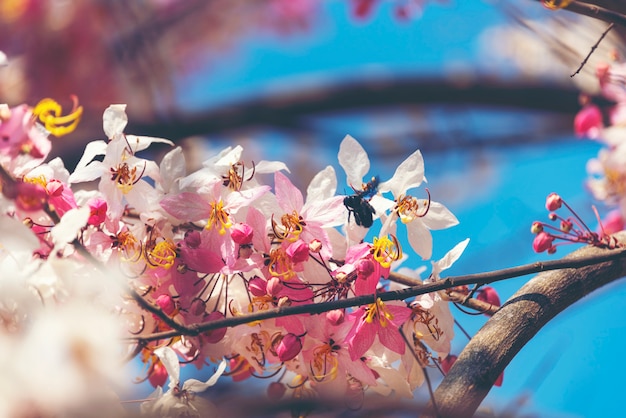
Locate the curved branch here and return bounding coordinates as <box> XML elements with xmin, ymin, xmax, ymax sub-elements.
<box><xmin>430</xmin><ymin>232</ymin><xmax>626</xmax><ymax>418</ymax></box>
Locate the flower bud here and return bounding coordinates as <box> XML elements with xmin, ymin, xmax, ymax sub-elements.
<box><xmin>155</xmin><ymin>294</ymin><xmax>176</xmax><ymax>316</ymax></box>
<box><xmin>602</xmin><ymin>210</ymin><xmax>624</xmax><ymax>235</ymax></box>
<box><xmin>326</xmin><ymin>309</ymin><xmax>345</xmax><ymax>325</ymax></box>
<box><xmin>276</xmin><ymin>333</ymin><xmax>302</xmax><ymax>362</ymax></box>
<box><xmin>530</xmin><ymin>221</ymin><xmax>543</xmax><ymax>234</ymax></box>
<box><xmin>148</xmin><ymin>360</ymin><xmax>169</xmax><ymax>388</ymax></box>
<box><xmin>309</xmin><ymin>239</ymin><xmax>322</xmax><ymax>253</ymax></box>
<box><xmin>267</xmin><ymin>382</ymin><xmax>287</xmax><ymax>400</ymax></box>
<box><xmin>266</xmin><ymin>277</ymin><xmax>283</xmax><ymax>297</ymax></box>
<box><xmin>184</xmin><ymin>230</ymin><xmax>202</xmax><ymax>248</ymax></box>
<box><xmin>356</xmin><ymin>258</ymin><xmax>375</xmax><ymax>278</ymax></box>
<box><xmin>476</xmin><ymin>286</ymin><xmax>501</xmax><ymax>316</ymax></box>
<box><xmin>560</xmin><ymin>220</ymin><xmax>573</xmax><ymax>233</ymax></box>
<box><xmin>440</xmin><ymin>354</ymin><xmax>457</xmax><ymax>374</ymax></box>
<box><xmin>46</xmin><ymin>179</ymin><xmax>64</xmax><ymax>197</ymax></box>
<box><xmin>231</xmin><ymin>222</ymin><xmax>253</xmax><ymax>245</ymax></box>
<box><xmin>204</xmin><ymin>311</ymin><xmax>227</xmax><ymax>343</ymax></box>
<box><xmin>248</xmin><ymin>276</ymin><xmax>267</xmax><ymax>297</ymax></box>
<box><xmin>277</xmin><ymin>296</ymin><xmax>291</xmax><ymax>307</ymax></box>
<box><xmin>574</xmin><ymin>104</ymin><xmax>603</xmax><ymax>139</ymax></box>
<box><xmin>190</xmin><ymin>298</ymin><xmax>206</xmax><ymax>316</ymax></box>
<box><xmin>545</xmin><ymin>193</ymin><xmax>562</xmax><ymax>211</ymax></box>
<box><xmin>532</xmin><ymin>232</ymin><xmax>555</xmax><ymax>253</ymax></box>
<box><xmin>87</xmin><ymin>197</ymin><xmax>107</xmax><ymax>226</ymax></box>
<box><xmin>286</xmin><ymin>240</ymin><xmax>309</xmax><ymax>263</ymax></box>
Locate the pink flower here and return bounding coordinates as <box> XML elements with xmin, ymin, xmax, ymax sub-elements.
<box><xmin>346</xmin><ymin>299</ymin><xmax>412</xmax><ymax>360</ymax></box>
<box><xmin>574</xmin><ymin>104</ymin><xmax>603</xmax><ymax>139</ymax></box>
<box><xmin>87</xmin><ymin>197</ymin><xmax>108</xmax><ymax>226</ymax></box>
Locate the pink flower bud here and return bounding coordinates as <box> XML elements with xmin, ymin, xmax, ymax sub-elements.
<box><xmin>190</xmin><ymin>298</ymin><xmax>206</xmax><ymax>316</ymax></box>
<box><xmin>440</xmin><ymin>354</ymin><xmax>457</xmax><ymax>374</ymax></box>
<box><xmin>545</xmin><ymin>193</ymin><xmax>562</xmax><ymax>211</ymax></box>
<box><xmin>560</xmin><ymin>220</ymin><xmax>573</xmax><ymax>233</ymax></box>
<box><xmin>266</xmin><ymin>277</ymin><xmax>283</xmax><ymax>297</ymax></box>
<box><xmin>155</xmin><ymin>294</ymin><xmax>176</xmax><ymax>316</ymax></box>
<box><xmin>533</xmin><ymin>232</ymin><xmax>555</xmax><ymax>253</ymax></box>
<box><xmin>309</xmin><ymin>239</ymin><xmax>322</xmax><ymax>253</ymax></box>
<box><xmin>15</xmin><ymin>182</ymin><xmax>46</xmax><ymax>212</ymax></box>
<box><xmin>286</xmin><ymin>240</ymin><xmax>309</xmax><ymax>263</ymax></box>
<box><xmin>248</xmin><ymin>276</ymin><xmax>267</xmax><ymax>297</ymax></box>
<box><xmin>476</xmin><ymin>287</ymin><xmax>501</xmax><ymax>316</ymax></box>
<box><xmin>148</xmin><ymin>360</ymin><xmax>169</xmax><ymax>388</ymax></box>
<box><xmin>276</xmin><ymin>333</ymin><xmax>302</xmax><ymax>362</ymax></box>
<box><xmin>46</xmin><ymin>179</ymin><xmax>64</xmax><ymax>197</ymax></box>
<box><xmin>356</xmin><ymin>259</ymin><xmax>375</xmax><ymax>278</ymax></box>
<box><xmin>530</xmin><ymin>221</ymin><xmax>543</xmax><ymax>234</ymax></box>
<box><xmin>574</xmin><ymin>104</ymin><xmax>603</xmax><ymax>139</ymax></box>
<box><xmin>204</xmin><ymin>311</ymin><xmax>227</xmax><ymax>343</ymax></box>
<box><xmin>184</xmin><ymin>230</ymin><xmax>202</xmax><ymax>248</ymax></box>
<box><xmin>326</xmin><ymin>309</ymin><xmax>345</xmax><ymax>325</ymax></box>
<box><xmin>267</xmin><ymin>382</ymin><xmax>287</xmax><ymax>400</ymax></box>
<box><xmin>231</xmin><ymin>222</ymin><xmax>253</xmax><ymax>245</ymax></box>
<box><xmin>495</xmin><ymin>371</ymin><xmax>504</xmax><ymax>387</ymax></box>
<box><xmin>87</xmin><ymin>197</ymin><xmax>107</xmax><ymax>226</ymax></box>
<box><xmin>602</xmin><ymin>210</ymin><xmax>624</xmax><ymax>235</ymax></box>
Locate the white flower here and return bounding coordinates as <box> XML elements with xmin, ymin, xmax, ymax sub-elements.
<box><xmin>378</xmin><ymin>148</ymin><xmax>458</xmax><ymax>260</ymax></box>
<box><xmin>142</xmin><ymin>346</ymin><xmax>227</xmax><ymax>418</ymax></box>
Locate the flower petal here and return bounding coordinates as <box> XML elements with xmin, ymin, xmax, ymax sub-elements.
<box><xmin>160</xmin><ymin>192</ymin><xmax>211</xmax><ymax>221</ymax></box>
<box><xmin>422</xmin><ymin>201</ymin><xmax>459</xmax><ymax>230</ymax></box>
<box><xmin>154</xmin><ymin>346</ymin><xmax>181</xmax><ymax>389</ymax></box>
<box><xmin>379</xmin><ymin>150</ymin><xmax>425</xmax><ymax>197</ymax></box>
<box><xmin>338</xmin><ymin>135</ymin><xmax>369</xmax><ymax>188</ymax></box>
<box><xmin>102</xmin><ymin>104</ymin><xmax>128</xmax><ymax>139</ymax></box>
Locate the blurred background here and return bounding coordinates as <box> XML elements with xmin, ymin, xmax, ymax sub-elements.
<box><xmin>2</xmin><ymin>0</ymin><xmax>626</xmax><ymax>417</ymax></box>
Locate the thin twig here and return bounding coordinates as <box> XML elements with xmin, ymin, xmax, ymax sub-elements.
<box><xmin>571</xmin><ymin>22</ymin><xmax>615</xmax><ymax>77</ymax></box>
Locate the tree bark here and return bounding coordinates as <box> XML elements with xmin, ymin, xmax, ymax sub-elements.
<box><xmin>430</xmin><ymin>234</ymin><xmax>626</xmax><ymax>418</ymax></box>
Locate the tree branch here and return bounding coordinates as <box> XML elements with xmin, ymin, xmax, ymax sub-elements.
<box><xmin>429</xmin><ymin>232</ymin><xmax>626</xmax><ymax>418</ymax></box>
<box><xmin>127</xmin><ymin>244</ymin><xmax>626</xmax><ymax>343</ymax></box>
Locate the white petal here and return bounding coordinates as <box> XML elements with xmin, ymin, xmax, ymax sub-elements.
<box><xmin>103</xmin><ymin>105</ymin><xmax>128</xmax><ymax>139</ymax></box>
<box><xmin>160</xmin><ymin>147</ymin><xmax>186</xmax><ymax>193</ymax></box>
<box><xmin>422</xmin><ymin>201</ymin><xmax>459</xmax><ymax>230</ymax></box>
<box><xmin>379</xmin><ymin>150</ymin><xmax>425</xmax><ymax>197</ymax></box>
<box><xmin>407</xmin><ymin>221</ymin><xmax>432</xmax><ymax>260</ymax></box>
<box><xmin>51</xmin><ymin>207</ymin><xmax>90</xmax><ymax>246</ymax></box>
<box><xmin>68</xmin><ymin>161</ymin><xmax>105</xmax><ymax>184</ymax></box>
<box><xmin>154</xmin><ymin>346</ymin><xmax>180</xmax><ymax>389</ymax></box>
<box><xmin>434</xmin><ymin>238</ymin><xmax>469</xmax><ymax>273</ymax></box>
<box><xmin>0</xmin><ymin>50</ymin><xmax>7</xmax><ymax>66</ymax></box>
<box><xmin>125</xmin><ymin>135</ymin><xmax>174</xmax><ymax>153</ymax></box>
<box><xmin>73</xmin><ymin>140</ymin><xmax>108</xmax><ymax>173</ymax></box>
<box><xmin>338</xmin><ymin>135</ymin><xmax>369</xmax><ymax>188</ymax></box>
<box><xmin>255</xmin><ymin>160</ymin><xmax>290</xmax><ymax>174</ymax></box>
<box><xmin>306</xmin><ymin>166</ymin><xmax>337</xmax><ymax>202</ymax></box>
<box><xmin>182</xmin><ymin>359</ymin><xmax>227</xmax><ymax>392</ymax></box>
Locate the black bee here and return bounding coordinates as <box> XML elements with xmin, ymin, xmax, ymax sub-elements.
<box><xmin>343</xmin><ymin>176</ymin><xmax>379</xmax><ymax>228</ymax></box>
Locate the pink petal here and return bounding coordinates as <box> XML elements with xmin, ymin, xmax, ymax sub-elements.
<box><xmin>160</xmin><ymin>192</ymin><xmax>210</xmax><ymax>221</ymax></box>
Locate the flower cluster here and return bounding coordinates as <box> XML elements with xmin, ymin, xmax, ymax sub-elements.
<box><xmin>574</xmin><ymin>57</ymin><xmax>626</xmax><ymax>234</ymax></box>
<box><xmin>0</xmin><ymin>99</ymin><xmax>464</xmax><ymax>416</ymax></box>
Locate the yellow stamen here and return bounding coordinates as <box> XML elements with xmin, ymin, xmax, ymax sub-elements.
<box><xmin>206</xmin><ymin>199</ymin><xmax>232</xmax><ymax>235</ymax></box>
<box><xmin>371</xmin><ymin>235</ymin><xmax>402</xmax><ymax>268</ymax></box>
<box><xmin>268</xmin><ymin>248</ymin><xmax>296</xmax><ymax>280</ymax></box>
<box><xmin>23</xmin><ymin>175</ymin><xmax>48</xmax><ymax>189</ymax></box>
<box><xmin>542</xmin><ymin>0</ymin><xmax>572</xmax><ymax>10</ymax></box>
<box><xmin>146</xmin><ymin>239</ymin><xmax>177</xmax><ymax>269</ymax></box>
<box><xmin>32</xmin><ymin>96</ymin><xmax>83</xmax><ymax>137</ymax></box>
<box><xmin>364</xmin><ymin>298</ymin><xmax>395</xmax><ymax>327</ymax></box>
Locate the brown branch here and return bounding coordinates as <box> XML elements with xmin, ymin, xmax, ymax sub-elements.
<box><xmin>128</xmin><ymin>245</ymin><xmax>626</xmax><ymax>343</ymax></box>
<box><xmin>429</xmin><ymin>232</ymin><xmax>626</xmax><ymax>418</ymax></box>
<box><xmin>571</xmin><ymin>22</ymin><xmax>615</xmax><ymax>77</ymax></box>
<box><xmin>446</xmin><ymin>290</ymin><xmax>500</xmax><ymax>316</ymax></box>
<box><xmin>539</xmin><ymin>0</ymin><xmax>626</xmax><ymax>28</ymax></box>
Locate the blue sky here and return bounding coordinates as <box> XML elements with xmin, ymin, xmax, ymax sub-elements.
<box><xmin>168</xmin><ymin>1</ymin><xmax>624</xmax><ymax>416</ymax></box>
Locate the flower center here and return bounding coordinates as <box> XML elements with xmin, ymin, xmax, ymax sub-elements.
<box><xmin>371</xmin><ymin>235</ymin><xmax>402</xmax><ymax>268</ymax></box>
<box><xmin>110</xmin><ymin>162</ymin><xmax>144</xmax><ymax>194</ymax></box>
<box><xmin>272</xmin><ymin>211</ymin><xmax>305</xmax><ymax>242</ymax></box>
<box><xmin>364</xmin><ymin>298</ymin><xmax>395</xmax><ymax>327</ymax></box>
<box><xmin>146</xmin><ymin>239</ymin><xmax>177</xmax><ymax>269</ymax></box>
<box><xmin>267</xmin><ymin>248</ymin><xmax>295</xmax><ymax>280</ymax></box>
<box><xmin>311</xmin><ymin>340</ymin><xmax>340</xmax><ymax>381</ymax></box>
<box><xmin>395</xmin><ymin>194</ymin><xmax>430</xmax><ymax>224</ymax></box>
<box><xmin>207</xmin><ymin>199</ymin><xmax>232</xmax><ymax>235</ymax></box>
